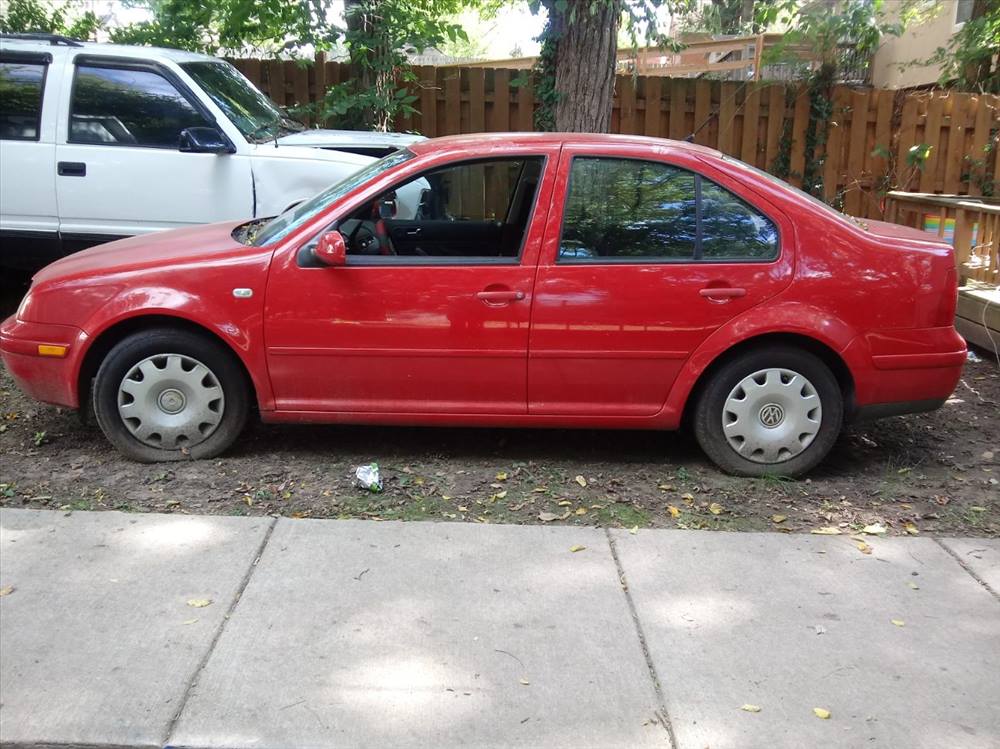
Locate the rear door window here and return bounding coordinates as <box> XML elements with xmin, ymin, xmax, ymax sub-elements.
<box><xmin>69</xmin><ymin>64</ymin><xmax>212</xmax><ymax>147</ymax></box>
<box><xmin>0</xmin><ymin>60</ymin><xmax>46</xmax><ymax>140</ymax></box>
<box><xmin>559</xmin><ymin>156</ymin><xmax>778</xmax><ymax>263</ymax></box>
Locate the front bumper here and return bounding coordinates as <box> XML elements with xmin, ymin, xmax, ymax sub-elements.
<box><xmin>0</xmin><ymin>315</ymin><xmax>88</xmax><ymax>408</ymax></box>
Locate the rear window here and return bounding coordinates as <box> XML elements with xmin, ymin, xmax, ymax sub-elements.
<box><xmin>0</xmin><ymin>61</ymin><xmax>46</xmax><ymax>140</ymax></box>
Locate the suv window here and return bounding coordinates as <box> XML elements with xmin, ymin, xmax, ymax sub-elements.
<box><xmin>337</xmin><ymin>157</ymin><xmax>544</xmax><ymax>262</ymax></box>
<box><xmin>70</xmin><ymin>64</ymin><xmax>211</xmax><ymax>147</ymax></box>
<box><xmin>559</xmin><ymin>156</ymin><xmax>778</xmax><ymax>263</ymax></box>
<box><xmin>0</xmin><ymin>61</ymin><xmax>46</xmax><ymax>140</ymax></box>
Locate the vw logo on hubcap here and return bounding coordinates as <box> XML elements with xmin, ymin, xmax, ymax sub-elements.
<box><xmin>759</xmin><ymin>403</ymin><xmax>785</xmax><ymax>428</ymax></box>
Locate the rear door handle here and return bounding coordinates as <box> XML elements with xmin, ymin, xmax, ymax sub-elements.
<box><xmin>476</xmin><ymin>289</ymin><xmax>525</xmax><ymax>305</ymax></box>
<box><xmin>57</xmin><ymin>161</ymin><xmax>86</xmax><ymax>177</ymax></box>
<box><xmin>699</xmin><ymin>287</ymin><xmax>746</xmax><ymax>300</ymax></box>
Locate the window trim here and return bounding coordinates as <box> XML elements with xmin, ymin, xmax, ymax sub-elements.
<box><xmin>298</xmin><ymin>155</ymin><xmax>549</xmax><ymax>268</ymax></box>
<box><xmin>0</xmin><ymin>56</ymin><xmax>50</xmax><ymax>142</ymax></box>
<box><xmin>67</xmin><ymin>55</ymin><xmax>219</xmax><ymax>150</ymax></box>
<box><xmin>555</xmin><ymin>155</ymin><xmax>781</xmax><ymax>266</ymax></box>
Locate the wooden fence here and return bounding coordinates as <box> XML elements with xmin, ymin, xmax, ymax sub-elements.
<box><xmin>231</xmin><ymin>57</ymin><xmax>1000</xmax><ymax>221</ymax></box>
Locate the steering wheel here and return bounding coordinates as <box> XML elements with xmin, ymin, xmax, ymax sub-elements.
<box><xmin>347</xmin><ymin>220</ymin><xmax>396</xmax><ymax>256</ymax></box>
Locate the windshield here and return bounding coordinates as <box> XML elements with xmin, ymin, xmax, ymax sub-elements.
<box><xmin>180</xmin><ymin>61</ymin><xmax>302</xmax><ymax>142</ymax></box>
<box><xmin>252</xmin><ymin>149</ymin><xmax>416</xmax><ymax>246</ymax></box>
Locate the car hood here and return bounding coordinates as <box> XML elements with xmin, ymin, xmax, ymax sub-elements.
<box><xmin>33</xmin><ymin>221</ymin><xmax>250</xmax><ymax>284</ymax></box>
<box><xmin>276</xmin><ymin>129</ymin><xmax>425</xmax><ymax>150</ymax></box>
<box><xmin>248</xmin><ymin>141</ymin><xmax>376</xmax><ymax>167</ymax></box>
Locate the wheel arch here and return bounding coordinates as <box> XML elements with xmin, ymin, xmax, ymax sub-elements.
<box><xmin>77</xmin><ymin>314</ymin><xmax>262</xmax><ymax>414</ymax></box>
<box><xmin>679</xmin><ymin>332</ymin><xmax>856</xmax><ymax>428</ymax></box>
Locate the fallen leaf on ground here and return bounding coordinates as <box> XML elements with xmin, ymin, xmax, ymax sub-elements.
<box><xmin>519</xmin><ymin>678</ymin><xmax>530</xmax><ymax>686</ymax></box>
<box><xmin>741</xmin><ymin>704</ymin><xmax>762</xmax><ymax>713</ymax></box>
<box><xmin>182</xmin><ymin>618</ymin><xmax>199</xmax><ymax>625</ymax></box>
<box><xmin>575</xmin><ymin>507</ymin><xmax>587</xmax><ymax>516</ymax></box>
<box><xmin>667</xmin><ymin>505</ymin><xmax>681</xmax><ymax>518</ymax></box>
<box><xmin>681</xmin><ymin>493</ymin><xmax>695</xmax><ymax>504</ymax></box>
<box><xmin>891</xmin><ymin>619</ymin><xmax>905</xmax><ymax>627</ymax></box>
<box><xmin>708</xmin><ymin>502</ymin><xmax>724</xmax><ymax>515</ymax></box>
<box><xmin>628</xmin><ymin>525</ymin><xmax>638</xmax><ymax>535</ymax></box>
<box><xmin>0</xmin><ymin>585</ymin><xmax>14</xmax><ymax>597</ymax></box>
<box><xmin>813</xmin><ymin>708</ymin><xmax>831</xmax><ymax>719</ymax></box>
<box><xmin>771</xmin><ymin>514</ymin><xmax>787</xmax><ymax>523</ymax></box>
<box><xmin>186</xmin><ymin>598</ymin><xmax>212</xmax><ymax>608</ymax></box>
<box><xmin>862</xmin><ymin>523</ymin><xmax>887</xmax><ymax>535</ymax></box>
<box><xmin>538</xmin><ymin>511</ymin><xmax>570</xmax><ymax>522</ymax></box>
<box><xmin>811</xmin><ymin>527</ymin><xmax>842</xmax><ymax>535</ymax></box>
<box><xmin>569</xmin><ymin>545</ymin><xmax>586</xmax><ymax>553</ymax></box>
<box><xmin>854</xmin><ymin>539</ymin><xmax>872</xmax><ymax>554</ymax></box>
<box><xmin>558</xmin><ymin>500</ymin><xmax>572</xmax><ymax>506</ymax></box>
<box><xmin>907</xmin><ymin>581</ymin><xmax>920</xmax><ymax>590</ymax></box>
<box><xmin>904</xmin><ymin>522</ymin><xmax>919</xmax><ymax>535</ymax></box>
<box><xmin>574</xmin><ymin>475</ymin><xmax>587</xmax><ymax>488</ymax></box>
<box><xmin>496</xmin><ymin>471</ymin><xmax>508</xmax><ymax>481</ymax></box>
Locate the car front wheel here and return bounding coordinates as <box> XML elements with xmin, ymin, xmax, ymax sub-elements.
<box><xmin>93</xmin><ymin>328</ymin><xmax>249</xmax><ymax>462</ymax></box>
<box><xmin>693</xmin><ymin>346</ymin><xmax>843</xmax><ymax>477</ymax></box>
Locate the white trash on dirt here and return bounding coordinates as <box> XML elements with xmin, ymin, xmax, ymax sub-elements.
<box><xmin>354</xmin><ymin>463</ymin><xmax>383</xmax><ymax>492</ymax></box>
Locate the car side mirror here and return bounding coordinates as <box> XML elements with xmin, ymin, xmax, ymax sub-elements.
<box><xmin>179</xmin><ymin>126</ymin><xmax>236</xmax><ymax>155</ymax></box>
<box><xmin>312</xmin><ymin>231</ymin><xmax>347</xmax><ymax>266</ymax></box>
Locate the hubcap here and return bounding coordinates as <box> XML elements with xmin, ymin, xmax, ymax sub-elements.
<box><xmin>722</xmin><ymin>368</ymin><xmax>822</xmax><ymax>464</ymax></box>
<box><xmin>117</xmin><ymin>353</ymin><xmax>224</xmax><ymax>450</ymax></box>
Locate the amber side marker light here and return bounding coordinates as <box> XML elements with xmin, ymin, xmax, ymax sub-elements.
<box><xmin>37</xmin><ymin>344</ymin><xmax>67</xmax><ymax>358</ymax></box>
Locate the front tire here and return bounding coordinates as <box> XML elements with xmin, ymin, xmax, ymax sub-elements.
<box><xmin>93</xmin><ymin>328</ymin><xmax>249</xmax><ymax>462</ymax></box>
<box><xmin>693</xmin><ymin>346</ymin><xmax>843</xmax><ymax>477</ymax></box>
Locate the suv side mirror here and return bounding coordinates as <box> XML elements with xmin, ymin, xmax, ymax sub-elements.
<box><xmin>313</xmin><ymin>231</ymin><xmax>347</xmax><ymax>266</ymax></box>
<box><xmin>179</xmin><ymin>127</ymin><xmax>235</xmax><ymax>154</ymax></box>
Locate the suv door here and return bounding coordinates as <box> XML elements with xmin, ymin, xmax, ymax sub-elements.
<box><xmin>528</xmin><ymin>145</ymin><xmax>795</xmax><ymax>417</ymax></box>
<box><xmin>54</xmin><ymin>55</ymin><xmax>252</xmax><ymax>248</ymax></box>
<box><xmin>263</xmin><ymin>151</ymin><xmax>556</xmax><ymax>415</ymax></box>
<box><xmin>0</xmin><ymin>49</ymin><xmax>59</xmax><ymax>268</ymax></box>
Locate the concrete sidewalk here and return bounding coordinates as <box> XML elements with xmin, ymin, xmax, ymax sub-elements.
<box><xmin>0</xmin><ymin>509</ymin><xmax>997</xmax><ymax>749</ymax></box>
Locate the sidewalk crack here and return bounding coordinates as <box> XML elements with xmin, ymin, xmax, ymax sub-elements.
<box><xmin>605</xmin><ymin>528</ymin><xmax>678</xmax><ymax>749</ymax></box>
<box><xmin>161</xmin><ymin>515</ymin><xmax>278</xmax><ymax>748</ymax></box>
<box><xmin>934</xmin><ymin>538</ymin><xmax>1000</xmax><ymax>602</ymax></box>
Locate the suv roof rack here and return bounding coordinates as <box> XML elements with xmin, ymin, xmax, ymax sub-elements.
<box><xmin>0</xmin><ymin>32</ymin><xmax>84</xmax><ymax>47</ymax></box>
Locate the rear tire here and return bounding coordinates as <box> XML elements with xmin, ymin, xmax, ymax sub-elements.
<box><xmin>93</xmin><ymin>328</ymin><xmax>249</xmax><ymax>462</ymax></box>
<box><xmin>693</xmin><ymin>346</ymin><xmax>843</xmax><ymax>477</ymax></box>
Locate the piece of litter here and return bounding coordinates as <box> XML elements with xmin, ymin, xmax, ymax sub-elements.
<box><xmin>813</xmin><ymin>707</ymin><xmax>831</xmax><ymax>719</ymax></box>
<box><xmin>569</xmin><ymin>545</ymin><xmax>586</xmax><ymax>552</ymax></box>
<box><xmin>740</xmin><ymin>704</ymin><xmax>762</xmax><ymax>712</ymax></box>
<box><xmin>354</xmin><ymin>463</ymin><xmax>383</xmax><ymax>492</ymax></box>
<box><xmin>891</xmin><ymin>619</ymin><xmax>905</xmax><ymax>627</ymax></box>
<box><xmin>186</xmin><ymin>598</ymin><xmax>212</xmax><ymax>608</ymax></box>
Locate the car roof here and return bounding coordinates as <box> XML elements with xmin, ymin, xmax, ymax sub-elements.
<box><xmin>0</xmin><ymin>36</ymin><xmax>220</xmax><ymax>64</ymax></box>
<box><xmin>407</xmin><ymin>132</ymin><xmax>724</xmax><ymax>158</ymax></box>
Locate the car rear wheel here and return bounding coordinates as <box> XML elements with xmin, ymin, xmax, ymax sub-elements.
<box><xmin>93</xmin><ymin>329</ymin><xmax>248</xmax><ymax>462</ymax></box>
<box><xmin>693</xmin><ymin>346</ymin><xmax>843</xmax><ymax>477</ymax></box>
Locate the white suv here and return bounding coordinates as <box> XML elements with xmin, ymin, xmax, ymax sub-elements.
<box><xmin>0</xmin><ymin>33</ymin><xmax>425</xmax><ymax>270</ymax></box>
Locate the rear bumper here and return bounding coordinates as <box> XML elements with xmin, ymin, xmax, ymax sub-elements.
<box><xmin>843</xmin><ymin>326</ymin><xmax>966</xmax><ymax>420</ymax></box>
<box><xmin>0</xmin><ymin>315</ymin><xmax>87</xmax><ymax>408</ymax></box>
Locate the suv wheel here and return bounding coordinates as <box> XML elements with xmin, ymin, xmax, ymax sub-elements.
<box><xmin>93</xmin><ymin>329</ymin><xmax>248</xmax><ymax>462</ymax></box>
<box><xmin>693</xmin><ymin>346</ymin><xmax>843</xmax><ymax>477</ymax></box>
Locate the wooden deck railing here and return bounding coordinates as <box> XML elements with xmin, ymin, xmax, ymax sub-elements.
<box><xmin>884</xmin><ymin>191</ymin><xmax>999</xmax><ymax>286</ymax></box>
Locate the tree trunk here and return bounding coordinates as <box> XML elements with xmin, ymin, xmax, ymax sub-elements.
<box><xmin>343</xmin><ymin>0</ymin><xmax>393</xmax><ymax>130</ymax></box>
<box><xmin>962</xmin><ymin>0</ymin><xmax>996</xmax><ymax>91</ymax></box>
<box><xmin>551</xmin><ymin>0</ymin><xmax>622</xmax><ymax>133</ymax></box>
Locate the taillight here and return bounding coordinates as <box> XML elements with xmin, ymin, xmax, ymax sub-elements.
<box><xmin>936</xmin><ymin>263</ymin><xmax>958</xmax><ymax>326</ymax></box>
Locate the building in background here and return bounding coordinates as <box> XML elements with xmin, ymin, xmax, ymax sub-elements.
<box><xmin>871</xmin><ymin>0</ymin><xmax>975</xmax><ymax>88</ymax></box>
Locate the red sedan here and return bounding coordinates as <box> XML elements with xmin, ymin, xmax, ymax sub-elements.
<box><xmin>1</xmin><ymin>133</ymin><xmax>966</xmax><ymax>476</ymax></box>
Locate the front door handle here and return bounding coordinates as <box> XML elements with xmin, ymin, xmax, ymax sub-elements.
<box><xmin>476</xmin><ymin>289</ymin><xmax>525</xmax><ymax>305</ymax></box>
<box><xmin>57</xmin><ymin>161</ymin><xmax>86</xmax><ymax>177</ymax></box>
<box><xmin>699</xmin><ymin>287</ymin><xmax>746</xmax><ymax>300</ymax></box>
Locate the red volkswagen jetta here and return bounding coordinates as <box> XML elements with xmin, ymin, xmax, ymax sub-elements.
<box><xmin>1</xmin><ymin>133</ymin><xmax>966</xmax><ymax>476</ymax></box>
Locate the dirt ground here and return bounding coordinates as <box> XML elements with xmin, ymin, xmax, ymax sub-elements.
<box><xmin>1</xmin><ymin>333</ymin><xmax>997</xmax><ymax>537</ymax></box>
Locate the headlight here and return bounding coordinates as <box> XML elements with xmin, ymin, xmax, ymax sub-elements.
<box><xmin>16</xmin><ymin>289</ymin><xmax>32</xmax><ymax>321</ymax></box>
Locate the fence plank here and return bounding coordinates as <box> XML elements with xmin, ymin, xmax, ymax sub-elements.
<box><xmin>789</xmin><ymin>84</ymin><xmax>809</xmax><ymax>188</ymax></box>
<box><xmin>669</xmin><ymin>79</ymin><xmax>686</xmax><ymax>140</ymax></box>
<box><xmin>943</xmin><ymin>94</ymin><xmax>968</xmax><ymax>194</ymax></box>
<box><xmin>645</xmin><ymin>77</ymin><xmax>662</xmax><ymax>137</ymax></box>
<box><xmin>444</xmin><ymin>69</ymin><xmax>461</xmax><ymax>135</ymax></box>
<box><xmin>822</xmin><ymin>87</ymin><xmax>849</xmax><ymax>203</ymax></box>
<box><xmin>493</xmin><ymin>69</ymin><xmax>510</xmax><ymax>131</ymax></box>
<box><xmin>764</xmin><ymin>84</ymin><xmax>785</xmax><ymax>172</ymax></box>
<box><xmin>469</xmin><ymin>67</ymin><xmax>486</xmax><ymax>133</ymax></box>
<box><xmin>844</xmin><ymin>89</ymin><xmax>869</xmax><ymax>216</ymax></box>
<box><xmin>693</xmin><ymin>80</ymin><xmax>712</xmax><ymax>146</ymax></box>
<box><xmin>619</xmin><ymin>75</ymin><xmax>637</xmax><ymax>135</ymax></box>
<box><xmin>741</xmin><ymin>83</ymin><xmax>761</xmax><ymax>166</ymax></box>
<box><xmin>968</xmin><ymin>94</ymin><xmax>991</xmax><ymax>196</ymax></box>
<box><xmin>920</xmin><ymin>93</ymin><xmax>944</xmax><ymax>192</ymax></box>
<box><xmin>718</xmin><ymin>82</ymin><xmax>737</xmax><ymax>156</ymax></box>
<box><xmin>895</xmin><ymin>95</ymin><xmax>919</xmax><ymax>192</ymax></box>
<box><xmin>516</xmin><ymin>75</ymin><xmax>534</xmax><ymax>131</ymax></box>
